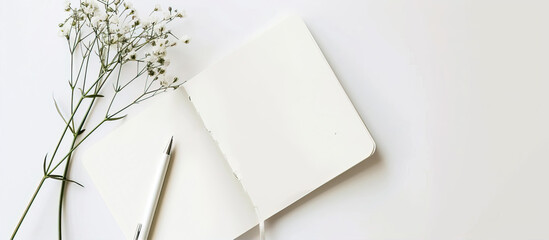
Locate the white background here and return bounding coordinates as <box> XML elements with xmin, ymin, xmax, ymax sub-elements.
<box><xmin>1</xmin><ymin>0</ymin><xmax>548</xmax><ymax>239</ymax></box>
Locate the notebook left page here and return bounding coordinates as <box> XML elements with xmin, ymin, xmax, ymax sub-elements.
<box><xmin>82</xmin><ymin>88</ymin><xmax>258</xmax><ymax>239</ymax></box>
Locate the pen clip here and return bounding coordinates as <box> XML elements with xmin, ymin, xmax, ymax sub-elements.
<box><xmin>133</xmin><ymin>223</ymin><xmax>142</xmax><ymax>240</ymax></box>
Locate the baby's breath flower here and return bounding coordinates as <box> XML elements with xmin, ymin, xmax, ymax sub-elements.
<box><xmin>125</xmin><ymin>50</ymin><xmax>137</xmax><ymax>61</ymax></box>
<box><xmin>110</xmin><ymin>15</ymin><xmax>120</xmax><ymax>24</ymax></box>
<box><xmin>151</xmin><ymin>14</ymin><xmax>162</xmax><ymax>24</ymax></box>
<box><xmin>81</xmin><ymin>0</ymin><xmax>100</xmax><ymax>16</ymax></box>
<box><xmin>151</xmin><ymin>46</ymin><xmax>166</xmax><ymax>58</ymax></box>
<box><xmin>154</xmin><ymin>4</ymin><xmax>161</xmax><ymax>12</ymax></box>
<box><xmin>158</xmin><ymin>74</ymin><xmax>172</xmax><ymax>87</ymax></box>
<box><xmin>140</xmin><ymin>17</ymin><xmax>151</xmax><ymax>28</ymax></box>
<box><xmin>142</xmin><ymin>14</ymin><xmax>160</xmax><ymax>28</ymax></box>
<box><xmin>120</xmin><ymin>22</ymin><xmax>131</xmax><ymax>34</ymax></box>
<box><xmin>123</xmin><ymin>2</ymin><xmax>133</xmax><ymax>9</ymax></box>
<box><xmin>159</xmin><ymin>74</ymin><xmax>178</xmax><ymax>87</ymax></box>
<box><xmin>174</xmin><ymin>9</ymin><xmax>185</xmax><ymax>18</ymax></box>
<box><xmin>132</xmin><ymin>19</ymin><xmax>140</xmax><ymax>27</ymax></box>
<box><xmin>145</xmin><ymin>54</ymin><xmax>158</xmax><ymax>65</ymax></box>
<box><xmin>159</xmin><ymin>77</ymin><xmax>168</xmax><ymax>86</ymax></box>
<box><xmin>180</xmin><ymin>35</ymin><xmax>190</xmax><ymax>44</ymax></box>
<box><xmin>148</xmin><ymin>68</ymin><xmax>156</xmax><ymax>76</ymax></box>
<box><xmin>90</xmin><ymin>16</ymin><xmax>101</xmax><ymax>27</ymax></box>
<box><xmin>64</xmin><ymin>0</ymin><xmax>71</xmax><ymax>11</ymax></box>
<box><xmin>109</xmin><ymin>23</ymin><xmax>121</xmax><ymax>35</ymax></box>
<box><xmin>158</xmin><ymin>68</ymin><xmax>166</xmax><ymax>75</ymax></box>
<box><xmin>58</xmin><ymin>23</ymin><xmax>71</xmax><ymax>38</ymax></box>
<box><xmin>90</xmin><ymin>12</ymin><xmax>107</xmax><ymax>28</ymax></box>
<box><xmin>153</xmin><ymin>22</ymin><xmax>166</xmax><ymax>34</ymax></box>
<box><xmin>163</xmin><ymin>11</ymin><xmax>172</xmax><ymax>20</ymax></box>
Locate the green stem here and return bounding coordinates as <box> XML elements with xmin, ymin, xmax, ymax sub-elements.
<box><xmin>48</xmin><ymin>118</ymin><xmax>107</xmax><ymax>176</ymax></box>
<box><xmin>57</xmin><ymin>91</ymin><xmax>100</xmax><ymax>239</ymax></box>
<box><xmin>57</xmin><ymin>136</ymin><xmax>77</xmax><ymax>240</ymax></box>
<box><xmin>56</xmin><ymin>61</ymin><xmax>114</xmax><ymax>240</ymax></box>
<box><xmin>12</xmin><ymin>94</ymin><xmax>86</xmax><ymax>239</ymax></box>
<box><xmin>46</xmin><ymin>97</ymin><xmax>84</xmax><ymax>172</ymax></box>
<box><xmin>10</xmin><ymin>176</ymin><xmax>47</xmax><ymax>240</ymax></box>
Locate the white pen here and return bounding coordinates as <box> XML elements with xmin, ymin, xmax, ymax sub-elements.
<box><xmin>134</xmin><ymin>137</ymin><xmax>173</xmax><ymax>240</ymax></box>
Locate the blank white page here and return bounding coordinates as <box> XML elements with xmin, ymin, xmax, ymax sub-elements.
<box><xmin>83</xmin><ymin>89</ymin><xmax>258</xmax><ymax>239</ymax></box>
<box><xmin>185</xmin><ymin>16</ymin><xmax>376</xmax><ymax>220</ymax></box>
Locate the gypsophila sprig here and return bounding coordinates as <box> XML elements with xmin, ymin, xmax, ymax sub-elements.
<box><xmin>11</xmin><ymin>1</ymin><xmax>188</xmax><ymax>239</ymax></box>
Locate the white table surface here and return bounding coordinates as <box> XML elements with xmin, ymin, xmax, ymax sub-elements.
<box><xmin>2</xmin><ymin>0</ymin><xmax>549</xmax><ymax>239</ymax></box>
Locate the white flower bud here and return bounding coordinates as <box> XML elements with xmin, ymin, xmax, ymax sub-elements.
<box><xmin>158</xmin><ymin>74</ymin><xmax>171</xmax><ymax>87</ymax></box>
<box><xmin>58</xmin><ymin>23</ymin><xmax>71</xmax><ymax>37</ymax></box>
<box><xmin>120</xmin><ymin>23</ymin><xmax>131</xmax><ymax>34</ymax></box>
<box><xmin>163</xmin><ymin>74</ymin><xmax>177</xmax><ymax>85</ymax></box>
<box><xmin>180</xmin><ymin>35</ymin><xmax>190</xmax><ymax>44</ymax></box>
<box><xmin>110</xmin><ymin>15</ymin><xmax>119</xmax><ymax>24</ymax></box>
<box><xmin>90</xmin><ymin>16</ymin><xmax>101</xmax><ymax>27</ymax></box>
<box><xmin>163</xmin><ymin>11</ymin><xmax>172</xmax><ymax>20</ymax></box>
<box><xmin>154</xmin><ymin>4</ymin><xmax>162</xmax><ymax>12</ymax></box>
<box><xmin>90</xmin><ymin>12</ymin><xmax>107</xmax><ymax>28</ymax></box>
<box><xmin>144</xmin><ymin>14</ymin><xmax>161</xmax><ymax>28</ymax></box>
<box><xmin>145</xmin><ymin>55</ymin><xmax>158</xmax><ymax>64</ymax></box>
<box><xmin>125</xmin><ymin>50</ymin><xmax>137</xmax><ymax>61</ymax></box>
<box><xmin>174</xmin><ymin>10</ymin><xmax>185</xmax><ymax>18</ymax></box>
<box><xmin>81</xmin><ymin>0</ymin><xmax>100</xmax><ymax>15</ymax></box>
<box><xmin>153</xmin><ymin>22</ymin><xmax>166</xmax><ymax>34</ymax></box>
<box><xmin>123</xmin><ymin>2</ymin><xmax>133</xmax><ymax>9</ymax></box>
<box><xmin>141</xmin><ymin>17</ymin><xmax>151</xmax><ymax>28</ymax></box>
<box><xmin>64</xmin><ymin>0</ymin><xmax>71</xmax><ymax>11</ymax></box>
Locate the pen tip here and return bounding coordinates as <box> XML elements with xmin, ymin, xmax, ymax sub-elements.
<box><xmin>164</xmin><ymin>136</ymin><xmax>173</xmax><ymax>155</ymax></box>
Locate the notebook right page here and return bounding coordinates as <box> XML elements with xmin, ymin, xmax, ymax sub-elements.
<box><xmin>185</xmin><ymin>16</ymin><xmax>375</xmax><ymax>220</ymax></box>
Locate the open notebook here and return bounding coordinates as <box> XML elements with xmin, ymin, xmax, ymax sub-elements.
<box><xmin>83</xmin><ymin>16</ymin><xmax>375</xmax><ymax>239</ymax></box>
